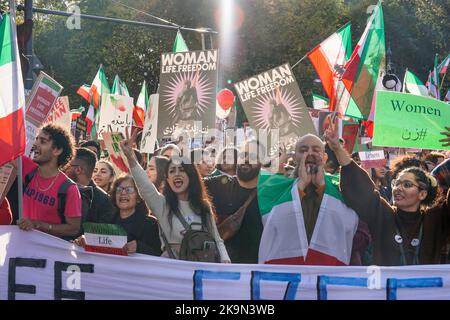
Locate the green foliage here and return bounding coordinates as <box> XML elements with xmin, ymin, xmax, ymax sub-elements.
<box><xmin>30</xmin><ymin>0</ymin><xmax>449</xmax><ymax>118</ymax></box>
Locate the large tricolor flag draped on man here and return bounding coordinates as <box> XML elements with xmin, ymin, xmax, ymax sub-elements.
<box><xmin>257</xmin><ymin>172</ymin><xmax>358</xmax><ymax>265</ymax></box>
<box><xmin>307</xmin><ymin>23</ymin><xmax>352</xmax><ymax>115</ymax></box>
<box><xmin>341</xmin><ymin>1</ymin><xmax>385</xmax><ymax>119</ymax></box>
<box><xmin>0</xmin><ymin>14</ymin><xmax>25</xmax><ymax>166</ymax></box>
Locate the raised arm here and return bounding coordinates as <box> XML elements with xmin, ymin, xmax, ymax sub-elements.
<box><xmin>120</xmin><ymin>129</ymin><xmax>167</xmax><ymax>221</ymax></box>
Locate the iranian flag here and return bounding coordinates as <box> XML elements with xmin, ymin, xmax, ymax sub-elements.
<box><xmin>83</xmin><ymin>223</ymin><xmax>128</xmax><ymax>256</ymax></box>
<box><xmin>173</xmin><ymin>30</ymin><xmax>189</xmax><ymax>52</ymax></box>
<box><xmin>77</xmin><ymin>84</ymin><xmax>91</xmax><ymax>102</ymax></box>
<box><xmin>85</xmin><ymin>103</ymin><xmax>95</xmax><ymax>136</ymax></box>
<box><xmin>111</xmin><ymin>74</ymin><xmax>130</xmax><ymax>96</ymax></box>
<box><xmin>312</xmin><ymin>93</ymin><xmax>329</xmax><ymax>110</ymax></box>
<box><xmin>403</xmin><ymin>69</ymin><xmax>428</xmax><ymax>96</ymax></box>
<box><xmin>133</xmin><ymin>80</ymin><xmax>148</xmax><ymax>128</ymax></box>
<box><xmin>0</xmin><ymin>14</ymin><xmax>25</xmax><ymax>166</ymax></box>
<box><xmin>258</xmin><ymin>171</ymin><xmax>358</xmax><ymax>265</ymax></box>
<box><xmin>307</xmin><ymin>23</ymin><xmax>351</xmax><ymax>113</ymax></box>
<box><xmin>445</xmin><ymin>89</ymin><xmax>450</xmax><ymax>102</ymax></box>
<box><xmin>427</xmin><ymin>54</ymin><xmax>440</xmax><ymax>99</ymax></box>
<box><xmin>70</xmin><ymin>106</ymin><xmax>85</xmax><ymax>121</ymax></box>
<box><xmin>341</xmin><ymin>2</ymin><xmax>385</xmax><ymax>119</ymax></box>
<box><xmin>438</xmin><ymin>54</ymin><xmax>449</xmax><ymax>75</ymax></box>
<box><xmin>90</xmin><ymin>65</ymin><xmax>110</xmax><ymax>110</ymax></box>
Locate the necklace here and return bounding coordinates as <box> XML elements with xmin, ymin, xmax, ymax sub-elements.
<box><xmin>35</xmin><ymin>170</ymin><xmax>60</xmax><ymax>192</ymax></box>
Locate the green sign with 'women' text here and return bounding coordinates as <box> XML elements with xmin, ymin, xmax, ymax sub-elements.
<box><xmin>373</xmin><ymin>91</ymin><xmax>450</xmax><ymax>150</ymax></box>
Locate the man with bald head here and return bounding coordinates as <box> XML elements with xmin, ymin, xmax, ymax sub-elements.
<box><xmin>258</xmin><ymin>133</ymin><xmax>360</xmax><ymax>265</ymax></box>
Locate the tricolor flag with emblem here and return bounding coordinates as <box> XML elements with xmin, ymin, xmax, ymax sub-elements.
<box><xmin>307</xmin><ymin>23</ymin><xmax>351</xmax><ymax>114</ymax></box>
<box><xmin>257</xmin><ymin>171</ymin><xmax>358</xmax><ymax>265</ymax></box>
<box><xmin>133</xmin><ymin>80</ymin><xmax>148</xmax><ymax>128</ymax></box>
<box><xmin>173</xmin><ymin>30</ymin><xmax>189</xmax><ymax>53</ymax></box>
<box><xmin>341</xmin><ymin>2</ymin><xmax>385</xmax><ymax>119</ymax></box>
<box><xmin>0</xmin><ymin>14</ymin><xmax>25</xmax><ymax>166</ymax></box>
<box><xmin>111</xmin><ymin>74</ymin><xmax>130</xmax><ymax>97</ymax></box>
<box><xmin>90</xmin><ymin>65</ymin><xmax>110</xmax><ymax>110</ymax></box>
<box><xmin>83</xmin><ymin>223</ymin><xmax>128</xmax><ymax>256</ymax></box>
<box><xmin>403</xmin><ymin>69</ymin><xmax>428</xmax><ymax>96</ymax></box>
<box><xmin>427</xmin><ymin>54</ymin><xmax>440</xmax><ymax>99</ymax></box>
<box><xmin>76</xmin><ymin>84</ymin><xmax>91</xmax><ymax>102</ymax></box>
<box><xmin>312</xmin><ymin>93</ymin><xmax>329</xmax><ymax>110</ymax></box>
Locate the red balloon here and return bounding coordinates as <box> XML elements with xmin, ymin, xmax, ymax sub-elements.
<box><xmin>217</xmin><ymin>89</ymin><xmax>234</xmax><ymax>111</ymax></box>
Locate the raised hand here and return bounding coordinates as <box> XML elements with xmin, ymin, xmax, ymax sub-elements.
<box><xmin>311</xmin><ymin>155</ymin><xmax>325</xmax><ymax>188</ymax></box>
<box><xmin>120</xmin><ymin>127</ymin><xmax>141</xmax><ymax>165</ymax></box>
<box><xmin>297</xmin><ymin>153</ymin><xmax>312</xmax><ymax>191</ymax></box>
<box><xmin>323</xmin><ymin>113</ymin><xmax>340</xmax><ymax>152</ymax></box>
<box><xmin>440</xmin><ymin>126</ymin><xmax>450</xmax><ymax>147</ymax></box>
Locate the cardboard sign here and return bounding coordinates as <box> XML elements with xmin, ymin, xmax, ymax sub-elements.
<box><xmin>97</xmin><ymin>94</ymin><xmax>134</xmax><ymax>137</ymax></box>
<box><xmin>140</xmin><ymin>94</ymin><xmax>159</xmax><ymax>154</ymax></box>
<box><xmin>234</xmin><ymin>63</ymin><xmax>316</xmax><ymax>150</ymax></box>
<box><xmin>102</xmin><ymin>132</ymin><xmax>130</xmax><ymax>174</ymax></box>
<box><xmin>373</xmin><ymin>91</ymin><xmax>450</xmax><ymax>150</ymax></box>
<box><xmin>45</xmin><ymin>96</ymin><xmax>71</xmax><ymax>130</ymax></box>
<box><xmin>0</xmin><ymin>162</ymin><xmax>16</xmax><ymax>204</ymax></box>
<box><xmin>358</xmin><ymin>149</ymin><xmax>387</xmax><ymax>169</ymax></box>
<box><xmin>158</xmin><ymin>49</ymin><xmax>218</xmax><ymax>139</ymax></box>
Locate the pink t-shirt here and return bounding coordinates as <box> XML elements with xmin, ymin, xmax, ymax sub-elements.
<box><xmin>22</xmin><ymin>157</ymin><xmax>82</xmax><ymax>224</ymax></box>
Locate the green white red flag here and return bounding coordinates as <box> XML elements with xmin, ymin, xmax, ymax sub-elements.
<box><xmin>0</xmin><ymin>14</ymin><xmax>25</xmax><ymax>166</ymax></box>
<box><xmin>133</xmin><ymin>81</ymin><xmax>148</xmax><ymax>128</ymax></box>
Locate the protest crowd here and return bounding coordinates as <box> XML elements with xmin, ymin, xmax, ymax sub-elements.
<box><xmin>0</xmin><ymin>2</ymin><xmax>449</xmax><ymax>277</ymax></box>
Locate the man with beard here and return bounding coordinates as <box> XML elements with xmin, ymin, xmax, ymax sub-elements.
<box><xmin>16</xmin><ymin>124</ymin><xmax>82</xmax><ymax>239</ymax></box>
<box><xmin>204</xmin><ymin>140</ymin><xmax>264</xmax><ymax>263</ymax></box>
<box><xmin>258</xmin><ymin>133</ymin><xmax>361</xmax><ymax>265</ymax></box>
<box><xmin>64</xmin><ymin>147</ymin><xmax>115</xmax><ymax>226</ymax></box>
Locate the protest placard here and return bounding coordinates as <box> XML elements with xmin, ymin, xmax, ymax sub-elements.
<box><xmin>373</xmin><ymin>91</ymin><xmax>450</xmax><ymax>150</ymax></box>
<box><xmin>0</xmin><ymin>162</ymin><xmax>16</xmax><ymax>204</ymax></box>
<box><xmin>235</xmin><ymin>63</ymin><xmax>316</xmax><ymax>150</ymax></box>
<box><xmin>97</xmin><ymin>94</ymin><xmax>134</xmax><ymax>137</ymax></box>
<box><xmin>24</xmin><ymin>72</ymin><xmax>63</xmax><ymax>155</ymax></box>
<box><xmin>45</xmin><ymin>96</ymin><xmax>71</xmax><ymax>131</ymax></box>
<box><xmin>140</xmin><ymin>94</ymin><xmax>159</xmax><ymax>154</ymax></box>
<box><xmin>158</xmin><ymin>49</ymin><xmax>218</xmax><ymax>139</ymax></box>
<box><xmin>102</xmin><ymin>132</ymin><xmax>130</xmax><ymax>174</ymax></box>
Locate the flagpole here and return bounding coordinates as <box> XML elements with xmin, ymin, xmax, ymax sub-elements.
<box><xmin>439</xmin><ymin>72</ymin><xmax>447</xmax><ymax>92</ymax></box>
<box><xmin>291</xmin><ymin>54</ymin><xmax>307</xmax><ymax>69</ymax></box>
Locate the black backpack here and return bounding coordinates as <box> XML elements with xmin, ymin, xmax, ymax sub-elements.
<box><xmin>24</xmin><ymin>168</ymin><xmax>93</xmax><ymax>238</ymax></box>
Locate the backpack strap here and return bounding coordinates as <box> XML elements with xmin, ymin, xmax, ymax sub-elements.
<box><xmin>173</xmin><ymin>209</ymin><xmax>191</xmax><ymax>231</ymax></box>
<box><xmin>57</xmin><ymin>178</ymin><xmax>77</xmax><ymax>224</ymax></box>
<box><xmin>158</xmin><ymin>224</ymin><xmax>177</xmax><ymax>259</ymax></box>
<box><xmin>23</xmin><ymin>167</ymin><xmax>38</xmax><ymax>191</ymax></box>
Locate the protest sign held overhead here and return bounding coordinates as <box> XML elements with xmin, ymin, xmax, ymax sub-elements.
<box><xmin>97</xmin><ymin>94</ymin><xmax>134</xmax><ymax>137</ymax></box>
<box><xmin>45</xmin><ymin>96</ymin><xmax>71</xmax><ymax>131</ymax></box>
<box><xmin>140</xmin><ymin>94</ymin><xmax>159</xmax><ymax>154</ymax></box>
<box><xmin>24</xmin><ymin>72</ymin><xmax>63</xmax><ymax>155</ymax></box>
<box><xmin>373</xmin><ymin>91</ymin><xmax>450</xmax><ymax>150</ymax></box>
<box><xmin>102</xmin><ymin>132</ymin><xmax>130</xmax><ymax>174</ymax></box>
<box><xmin>234</xmin><ymin>63</ymin><xmax>316</xmax><ymax>150</ymax></box>
<box><xmin>158</xmin><ymin>49</ymin><xmax>218</xmax><ymax>139</ymax></box>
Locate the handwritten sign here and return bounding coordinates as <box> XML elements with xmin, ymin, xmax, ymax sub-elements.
<box><xmin>102</xmin><ymin>132</ymin><xmax>130</xmax><ymax>174</ymax></box>
<box><xmin>45</xmin><ymin>96</ymin><xmax>71</xmax><ymax>130</ymax></box>
<box><xmin>0</xmin><ymin>163</ymin><xmax>16</xmax><ymax>204</ymax></box>
<box><xmin>24</xmin><ymin>72</ymin><xmax>63</xmax><ymax>155</ymax></box>
<box><xmin>140</xmin><ymin>94</ymin><xmax>159</xmax><ymax>154</ymax></box>
<box><xmin>373</xmin><ymin>91</ymin><xmax>450</xmax><ymax>150</ymax></box>
<box><xmin>97</xmin><ymin>94</ymin><xmax>134</xmax><ymax>137</ymax></box>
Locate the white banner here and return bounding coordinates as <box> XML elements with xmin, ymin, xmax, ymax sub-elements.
<box><xmin>140</xmin><ymin>94</ymin><xmax>159</xmax><ymax>154</ymax></box>
<box><xmin>1</xmin><ymin>226</ymin><xmax>449</xmax><ymax>300</ymax></box>
<box><xmin>97</xmin><ymin>94</ymin><xmax>133</xmax><ymax>137</ymax></box>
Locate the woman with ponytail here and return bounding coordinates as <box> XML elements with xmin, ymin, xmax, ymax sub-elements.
<box><xmin>325</xmin><ymin>117</ymin><xmax>449</xmax><ymax>265</ymax></box>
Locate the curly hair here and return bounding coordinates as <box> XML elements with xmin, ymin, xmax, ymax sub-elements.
<box><xmin>390</xmin><ymin>155</ymin><xmax>426</xmax><ymax>179</ymax></box>
<box><xmin>399</xmin><ymin>167</ymin><xmax>443</xmax><ymax>208</ymax></box>
<box><xmin>41</xmin><ymin>124</ymin><xmax>75</xmax><ymax>167</ymax></box>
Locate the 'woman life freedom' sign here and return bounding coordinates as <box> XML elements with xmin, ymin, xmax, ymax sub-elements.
<box><xmin>372</xmin><ymin>91</ymin><xmax>450</xmax><ymax>150</ymax></box>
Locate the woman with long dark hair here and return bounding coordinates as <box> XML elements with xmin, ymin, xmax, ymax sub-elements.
<box><xmin>146</xmin><ymin>155</ymin><xmax>169</xmax><ymax>191</ymax></box>
<box><xmin>121</xmin><ymin>130</ymin><xmax>230</xmax><ymax>263</ymax></box>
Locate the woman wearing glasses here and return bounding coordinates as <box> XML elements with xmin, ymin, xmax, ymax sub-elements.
<box><xmin>73</xmin><ymin>174</ymin><xmax>162</xmax><ymax>256</ymax></box>
<box><xmin>325</xmin><ymin>118</ymin><xmax>449</xmax><ymax>266</ymax></box>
